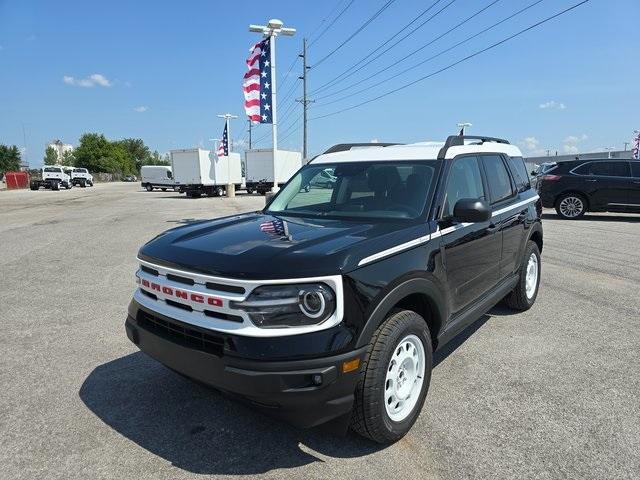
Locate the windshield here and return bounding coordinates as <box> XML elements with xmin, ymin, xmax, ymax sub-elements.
<box><xmin>267</xmin><ymin>161</ymin><xmax>440</xmax><ymax>220</ymax></box>
<box><xmin>74</xmin><ymin>168</ymin><xmax>87</xmax><ymax>173</ymax></box>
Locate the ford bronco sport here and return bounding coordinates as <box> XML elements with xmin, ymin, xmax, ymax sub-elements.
<box><xmin>125</xmin><ymin>135</ymin><xmax>543</xmax><ymax>443</ymax></box>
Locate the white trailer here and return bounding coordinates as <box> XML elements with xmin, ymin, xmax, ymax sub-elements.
<box><xmin>245</xmin><ymin>149</ymin><xmax>302</xmax><ymax>194</ymax></box>
<box><xmin>171</xmin><ymin>148</ymin><xmax>242</xmax><ymax>197</ymax></box>
<box><xmin>140</xmin><ymin>165</ymin><xmax>175</xmax><ymax>191</ymax></box>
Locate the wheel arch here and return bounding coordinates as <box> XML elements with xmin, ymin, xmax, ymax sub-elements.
<box><xmin>356</xmin><ymin>278</ymin><xmax>447</xmax><ymax>351</ymax></box>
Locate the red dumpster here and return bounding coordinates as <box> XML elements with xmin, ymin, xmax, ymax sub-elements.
<box><xmin>5</xmin><ymin>171</ymin><xmax>29</xmax><ymax>190</ymax></box>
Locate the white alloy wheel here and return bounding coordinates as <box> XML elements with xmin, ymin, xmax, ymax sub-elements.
<box><xmin>525</xmin><ymin>252</ymin><xmax>539</xmax><ymax>299</ymax></box>
<box><xmin>384</xmin><ymin>334</ymin><xmax>425</xmax><ymax>422</ymax></box>
<box><xmin>559</xmin><ymin>196</ymin><xmax>584</xmax><ymax>218</ymax></box>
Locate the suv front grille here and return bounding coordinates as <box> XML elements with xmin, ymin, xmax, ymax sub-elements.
<box><xmin>137</xmin><ymin>309</ymin><xmax>226</xmax><ymax>357</ymax></box>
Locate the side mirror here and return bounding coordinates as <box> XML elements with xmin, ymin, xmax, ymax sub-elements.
<box><xmin>453</xmin><ymin>198</ymin><xmax>491</xmax><ymax>223</ymax></box>
<box><xmin>530</xmin><ymin>170</ymin><xmax>538</xmax><ymax>176</ymax></box>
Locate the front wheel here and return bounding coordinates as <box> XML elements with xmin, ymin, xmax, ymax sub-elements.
<box><xmin>351</xmin><ymin>310</ymin><xmax>432</xmax><ymax>443</ymax></box>
<box><xmin>555</xmin><ymin>193</ymin><xmax>586</xmax><ymax>219</ymax></box>
<box><xmin>504</xmin><ymin>240</ymin><xmax>541</xmax><ymax>311</ymax></box>
<box><xmin>145</xmin><ymin>184</ymin><xmax>153</xmax><ymax>192</ymax></box>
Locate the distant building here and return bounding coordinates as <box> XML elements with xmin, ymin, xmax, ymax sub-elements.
<box><xmin>47</xmin><ymin>139</ymin><xmax>74</xmax><ymax>164</ymax></box>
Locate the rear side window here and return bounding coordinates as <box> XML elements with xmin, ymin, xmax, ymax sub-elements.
<box><xmin>589</xmin><ymin>161</ymin><xmax>629</xmax><ymax>177</ymax></box>
<box><xmin>44</xmin><ymin>167</ymin><xmax>61</xmax><ymax>173</ymax></box>
<box><xmin>482</xmin><ymin>155</ymin><xmax>514</xmax><ymax>203</ymax></box>
<box><xmin>573</xmin><ymin>163</ymin><xmax>590</xmax><ymax>175</ymax></box>
<box><xmin>443</xmin><ymin>156</ymin><xmax>485</xmax><ymax>217</ymax></box>
<box><xmin>632</xmin><ymin>162</ymin><xmax>640</xmax><ymax>177</ymax></box>
<box><xmin>508</xmin><ymin>156</ymin><xmax>530</xmax><ymax>192</ymax></box>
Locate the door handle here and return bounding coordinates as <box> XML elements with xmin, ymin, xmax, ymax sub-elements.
<box><xmin>585</xmin><ymin>179</ymin><xmax>598</xmax><ymax>182</ymax></box>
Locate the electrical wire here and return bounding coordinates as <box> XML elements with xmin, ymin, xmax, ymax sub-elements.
<box><xmin>312</xmin><ymin>0</ymin><xmax>398</xmax><ymax>68</ymax></box>
<box><xmin>310</xmin><ymin>0</ymin><xmax>452</xmax><ymax>95</ymax></box>
<box><xmin>309</xmin><ymin>0</ymin><xmax>356</xmax><ymax>47</ymax></box>
<box><xmin>310</xmin><ymin>0</ymin><xmax>590</xmax><ymax>120</ymax></box>
<box><xmin>315</xmin><ymin>0</ymin><xmax>503</xmax><ymax>100</ymax></box>
<box><xmin>316</xmin><ymin>0</ymin><xmax>541</xmax><ymax>105</ymax></box>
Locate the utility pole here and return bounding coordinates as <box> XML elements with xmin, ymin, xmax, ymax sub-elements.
<box><xmin>297</xmin><ymin>38</ymin><xmax>314</xmax><ymax>161</ymax></box>
<box><xmin>217</xmin><ymin>113</ymin><xmax>238</xmax><ymax>152</ymax></box>
<box><xmin>623</xmin><ymin>142</ymin><xmax>629</xmax><ymax>151</ymax></box>
<box><xmin>249</xmin><ymin>19</ymin><xmax>296</xmax><ymax>192</ymax></box>
<box><xmin>247</xmin><ymin>120</ymin><xmax>253</xmax><ymax>149</ymax></box>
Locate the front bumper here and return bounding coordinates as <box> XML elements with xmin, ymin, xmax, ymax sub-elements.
<box><xmin>125</xmin><ymin>307</ymin><xmax>366</xmax><ymax>429</ymax></box>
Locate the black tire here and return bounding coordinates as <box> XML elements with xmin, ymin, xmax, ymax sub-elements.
<box><xmin>161</xmin><ymin>188</ymin><xmax>167</xmax><ymax>192</ymax></box>
<box><xmin>145</xmin><ymin>184</ymin><xmax>153</xmax><ymax>192</ymax></box>
<box><xmin>351</xmin><ymin>309</ymin><xmax>433</xmax><ymax>444</ymax></box>
<box><xmin>246</xmin><ymin>188</ymin><xmax>254</xmax><ymax>194</ymax></box>
<box><xmin>215</xmin><ymin>186</ymin><xmax>224</xmax><ymax>197</ymax></box>
<box><xmin>80</xmin><ymin>180</ymin><xmax>86</xmax><ymax>188</ymax></box>
<box><xmin>504</xmin><ymin>241</ymin><xmax>541</xmax><ymax>311</ymax></box>
<box><xmin>52</xmin><ymin>182</ymin><xmax>60</xmax><ymax>191</ymax></box>
<box><xmin>555</xmin><ymin>193</ymin><xmax>586</xmax><ymax>219</ymax></box>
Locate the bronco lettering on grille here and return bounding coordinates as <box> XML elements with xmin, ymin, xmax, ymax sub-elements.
<box><xmin>137</xmin><ymin>276</ymin><xmax>223</xmax><ymax>308</ymax></box>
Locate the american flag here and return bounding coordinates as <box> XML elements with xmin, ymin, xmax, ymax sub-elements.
<box><xmin>217</xmin><ymin>123</ymin><xmax>228</xmax><ymax>157</ymax></box>
<box><xmin>632</xmin><ymin>131</ymin><xmax>640</xmax><ymax>160</ymax></box>
<box><xmin>243</xmin><ymin>38</ymin><xmax>272</xmax><ymax>124</ymax></box>
<box><xmin>260</xmin><ymin>218</ymin><xmax>287</xmax><ymax>236</ymax></box>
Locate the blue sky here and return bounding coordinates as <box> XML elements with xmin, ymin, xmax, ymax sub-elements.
<box><xmin>1</xmin><ymin>0</ymin><xmax>638</xmax><ymax>167</ymax></box>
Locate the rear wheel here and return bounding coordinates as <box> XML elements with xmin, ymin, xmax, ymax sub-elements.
<box><xmin>351</xmin><ymin>310</ymin><xmax>432</xmax><ymax>444</ymax></box>
<box><xmin>555</xmin><ymin>193</ymin><xmax>586</xmax><ymax>219</ymax></box>
<box><xmin>145</xmin><ymin>184</ymin><xmax>153</xmax><ymax>192</ymax></box>
<box><xmin>51</xmin><ymin>181</ymin><xmax>60</xmax><ymax>191</ymax></box>
<box><xmin>161</xmin><ymin>188</ymin><xmax>167</xmax><ymax>192</ymax></box>
<box><xmin>215</xmin><ymin>186</ymin><xmax>224</xmax><ymax>197</ymax></box>
<box><xmin>505</xmin><ymin>241</ymin><xmax>541</xmax><ymax>311</ymax></box>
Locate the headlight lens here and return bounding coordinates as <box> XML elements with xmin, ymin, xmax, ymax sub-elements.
<box><xmin>230</xmin><ymin>283</ymin><xmax>336</xmax><ymax>328</ymax></box>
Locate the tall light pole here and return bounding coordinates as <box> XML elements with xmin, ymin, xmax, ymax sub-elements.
<box><xmin>217</xmin><ymin>113</ymin><xmax>238</xmax><ymax>152</ymax></box>
<box><xmin>603</xmin><ymin>146</ymin><xmax>614</xmax><ymax>159</ymax></box>
<box><xmin>249</xmin><ymin>19</ymin><xmax>296</xmax><ymax>192</ymax></box>
<box><xmin>297</xmin><ymin>38</ymin><xmax>313</xmax><ymax>161</ymax></box>
<box><xmin>457</xmin><ymin>122</ymin><xmax>472</xmax><ymax>135</ymax></box>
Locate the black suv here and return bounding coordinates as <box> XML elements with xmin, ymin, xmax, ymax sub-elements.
<box><xmin>125</xmin><ymin>135</ymin><xmax>543</xmax><ymax>443</ymax></box>
<box><xmin>537</xmin><ymin>159</ymin><xmax>640</xmax><ymax>219</ymax></box>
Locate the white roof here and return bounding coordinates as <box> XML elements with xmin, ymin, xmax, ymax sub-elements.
<box><xmin>312</xmin><ymin>140</ymin><xmax>523</xmax><ymax>164</ymax></box>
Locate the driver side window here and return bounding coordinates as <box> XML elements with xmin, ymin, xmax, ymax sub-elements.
<box><xmin>443</xmin><ymin>156</ymin><xmax>485</xmax><ymax>218</ymax></box>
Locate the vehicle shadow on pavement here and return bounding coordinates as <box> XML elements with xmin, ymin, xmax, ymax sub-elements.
<box><xmin>79</xmin><ymin>353</ymin><xmax>384</xmax><ymax>475</ymax></box>
<box><xmin>542</xmin><ymin>213</ymin><xmax>640</xmax><ymax>222</ymax></box>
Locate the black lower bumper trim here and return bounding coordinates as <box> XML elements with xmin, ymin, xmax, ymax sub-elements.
<box><xmin>125</xmin><ymin>315</ymin><xmax>365</xmax><ymax>428</ymax></box>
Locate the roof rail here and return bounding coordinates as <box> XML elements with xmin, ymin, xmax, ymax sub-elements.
<box><xmin>437</xmin><ymin>135</ymin><xmax>510</xmax><ymax>160</ymax></box>
<box><xmin>322</xmin><ymin>142</ymin><xmax>402</xmax><ymax>155</ymax></box>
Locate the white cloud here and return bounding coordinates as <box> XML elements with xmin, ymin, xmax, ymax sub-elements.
<box><xmin>519</xmin><ymin>136</ymin><xmax>546</xmax><ymax>156</ymax></box>
<box><xmin>539</xmin><ymin>100</ymin><xmax>566</xmax><ymax>110</ymax></box>
<box><xmin>133</xmin><ymin>106</ymin><xmax>148</xmax><ymax>113</ymax></box>
<box><xmin>370</xmin><ymin>138</ymin><xmax>379</xmax><ymax>143</ymax></box>
<box><xmin>63</xmin><ymin>73</ymin><xmax>112</xmax><ymax>88</ymax></box>
<box><xmin>563</xmin><ymin>134</ymin><xmax>588</xmax><ymax>154</ymax></box>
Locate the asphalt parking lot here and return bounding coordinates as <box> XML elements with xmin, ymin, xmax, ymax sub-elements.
<box><xmin>1</xmin><ymin>182</ymin><xmax>638</xmax><ymax>479</ymax></box>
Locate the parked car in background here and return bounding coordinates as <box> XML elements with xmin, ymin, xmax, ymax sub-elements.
<box><xmin>123</xmin><ymin>175</ymin><xmax>137</xmax><ymax>182</ymax></box>
<box><xmin>30</xmin><ymin>166</ymin><xmax>72</xmax><ymax>191</ymax></box>
<box><xmin>140</xmin><ymin>165</ymin><xmax>174</xmax><ymax>192</ymax></box>
<box><xmin>537</xmin><ymin>159</ymin><xmax>640</xmax><ymax>219</ymax></box>
<box><xmin>71</xmin><ymin>168</ymin><xmax>94</xmax><ymax>187</ymax></box>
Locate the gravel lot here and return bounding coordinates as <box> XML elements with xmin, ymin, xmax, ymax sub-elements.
<box><xmin>1</xmin><ymin>182</ymin><xmax>638</xmax><ymax>479</ymax></box>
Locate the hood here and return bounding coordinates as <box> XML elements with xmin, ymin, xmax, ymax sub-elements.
<box><xmin>139</xmin><ymin>212</ymin><xmax>427</xmax><ymax>279</ymax></box>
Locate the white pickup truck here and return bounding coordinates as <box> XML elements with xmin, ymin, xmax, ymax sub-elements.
<box><xmin>30</xmin><ymin>166</ymin><xmax>72</xmax><ymax>191</ymax></box>
<box><xmin>70</xmin><ymin>168</ymin><xmax>94</xmax><ymax>187</ymax></box>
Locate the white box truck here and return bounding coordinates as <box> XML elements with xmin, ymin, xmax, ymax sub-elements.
<box><xmin>171</xmin><ymin>148</ymin><xmax>242</xmax><ymax>198</ymax></box>
<box><xmin>245</xmin><ymin>149</ymin><xmax>302</xmax><ymax>195</ymax></box>
<box><xmin>141</xmin><ymin>165</ymin><xmax>175</xmax><ymax>191</ymax></box>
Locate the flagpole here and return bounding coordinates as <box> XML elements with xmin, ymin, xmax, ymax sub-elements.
<box><xmin>249</xmin><ymin>19</ymin><xmax>296</xmax><ymax>193</ymax></box>
<box><xmin>217</xmin><ymin>113</ymin><xmax>238</xmax><ymax>154</ymax></box>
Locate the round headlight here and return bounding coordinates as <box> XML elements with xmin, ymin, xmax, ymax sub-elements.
<box><xmin>299</xmin><ymin>289</ymin><xmax>326</xmax><ymax>318</ymax></box>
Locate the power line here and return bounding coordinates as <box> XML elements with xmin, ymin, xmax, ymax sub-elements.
<box><xmin>317</xmin><ymin>0</ymin><xmax>532</xmax><ymax>105</ymax></box>
<box><xmin>315</xmin><ymin>0</ymin><xmax>502</xmax><ymax>100</ymax></box>
<box><xmin>312</xmin><ymin>0</ymin><xmax>399</xmax><ymax>68</ymax></box>
<box><xmin>310</xmin><ymin>0</ymin><xmax>590</xmax><ymax>120</ymax></box>
<box><xmin>309</xmin><ymin>0</ymin><xmax>356</xmax><ymax>47</ymax></box>
<box><xmin>311</xmin><ymin>0</ymin><xmax>451</xmax><ymax>94</ymax></box>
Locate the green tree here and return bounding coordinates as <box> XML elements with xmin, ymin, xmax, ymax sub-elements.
<box><xmin>73</xmin><ymin>133</ymin><xmax>116</xmax><ymax>173</ymax></box>
<box><xmin>145</xmin><ymin>150</ymin><xmax>170</xmax><ymax>166</ymax></box>
<box><xmin>61</xmin><ymin>149</ymin><xmax>76</xmax><ymax>166</ymax></box>
<box><xmin>0</xmin><ymin>144</ymin><xmax>22</xmax><ymax>172</ymax></box>
<box><xmin>118</xmin><ymin>138</ymin><xmax>150</xmax><ymax>172</ymax></box>
<box><xmin>44</xmin><ymin>146</ymin><xmax>59</xmax><ymax>165</ymax></box>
